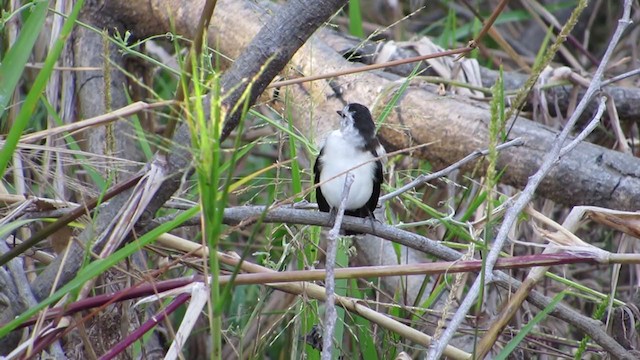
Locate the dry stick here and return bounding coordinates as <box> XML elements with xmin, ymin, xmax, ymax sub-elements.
<box><xmin>517</xmin><ymin>0</ymin><xmax>586</xmax><ymax>71</ymax></box>
<box><xmin>20</xmin><ymin>100</ymin><xmax>174</xmax><ymax>144</ymax></box>
<box><xmin>219</xmin><ymin>0</ymin><xmax>349</xmax><ymax>140</ymax></box>
<box><xmin>268</xmin><ymin>0</ymin><xmax>507</xmax><ymax>90</ymax></box>
<box><xmin>606</xmin><ymin>97</ymin><xmax>631</xmax><ymax>154</ymax></box>
<box><xmin>152</xmin><ymin>233</ymin><xmax>471</xmax><ymax>358</ymax></box>
<box><xmin>0</xmin><ymin>173</ymin><xmax>143</xmax><ymax>267</ymax></box>
<box><xmin>268</xmin><ymin>47</ymin><xmax>473</xmax><ymax>89</ymax></box>
<box><xmin>218</xmin><ymin>252</ymin><xmax>640</xmax><ymax>284</ymax></box>
<box><xmin>474</xmin><ymin>98</ymin><xmax>609</xmax><ymax>359</ymax></box>
<box><xmin>559</xmin><ymin>96</ymin><xmax>607</xmax><ymax>157</ymax></box>
<box><xmin>77</xmin><ymin>159</ymin><xmax>169</xmax><ymax>301</ymax></box>
<box><xmin>0</xmin><ymin>238</ymin><xmax>38</xmax><ymax>309</ymax></box>
<box><xmin>427</xmin><ymin>1</ymin><xmax>633</xmax><ymax>358</ymax></box>
<box><xmin>467</xmin><ymin>0</ymin><xmax>509</xmax><ymax>49</ymax></box>
<box><xmin>601</xmin><ymin>66</ymin><xmax>640</xmax><ymax>87</ymax></box>
<box><xmin>457</xmin><ymin>0</ymin><xmax>530</xmax><ymax>71</ymax></box>
<box><xmin>380</xmin><ymin>137</ymin><xmax>523</xmax><ymax>202</ymax></box>
<box><xmin>218</xmin><ymin>206</ymin><xmax>630</xmax><ymax>356</ymax></box>
<box><xmin>25</xmin><ymin>251</ymin><xmax>639</xmax><ymax>328</ymax></box>
<box><xmin>322</xmin><ymin>173</ymin><xmax>354</xmax><ymax>360</ymax></box>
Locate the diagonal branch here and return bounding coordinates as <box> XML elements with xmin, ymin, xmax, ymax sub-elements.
<box><xmin>0</xmin><ymin>0</ymin><xmax>352</xmax><ymax>352</ymax></box>
<box><xmin>219</xmin><ymin>206</ymin><xmax>630</xmax><ymax>357</ymax></box>
<box><xmin>380</xmin><ymin>137</ymin><xmax>524</xmax><ymax>202</ymax></box>
<box><xmin>219</xmin><ymin>0</ymin><xmax>348</xmax><ymax>140</ymax></box>
<box><xmin>427</xmin><ymin>1</ymin><xmax>634</xmax><ymax>358</ymax></box>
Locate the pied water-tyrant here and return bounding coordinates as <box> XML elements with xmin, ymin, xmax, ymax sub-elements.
<box><xmin>313</xmin><ymin>103</ymin><xmax>385</xmax><ymax>234</ymax></box>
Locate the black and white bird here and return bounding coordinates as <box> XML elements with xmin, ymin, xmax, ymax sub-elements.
<box><xmin>313</xmin><ymin>103</ymin><xmax>384</xmax><ymax>232</ymax></box>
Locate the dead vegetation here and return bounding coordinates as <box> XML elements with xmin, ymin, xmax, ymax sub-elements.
<box><xmin>1</xmin><ymin>0</ymin><xmax>640</xmax><ymax>359</ymax></box>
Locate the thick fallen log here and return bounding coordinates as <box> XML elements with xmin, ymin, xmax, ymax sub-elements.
<box><xmin>94</xmin><ymin>0</ymin><xmax>640</xmax><ymax>210</ymax></box>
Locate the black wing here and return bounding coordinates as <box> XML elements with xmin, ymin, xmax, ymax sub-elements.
<box><xmin>344</xmin><ymin>156</ymin><xmax>382</xmax><ymax>235</ymax></box>
<box><xmin>313</xmin><ymin>148</ymin><xmax>330</xmax><ymax>213</ymax></box>
<box><xmin>364</xmin><ymin>159</ymin><xmax>383</xmax><ymax>218</ymax></box>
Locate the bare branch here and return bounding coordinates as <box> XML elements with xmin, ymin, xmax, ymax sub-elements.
<box><xmin>219</xmin><ymin>0</ymin><xmax>348</xmax><ymax>140</ymax></box>
<box><xmin>427</xmin><ymin>1</ymin><xmax>634</xmax><ymax>357</ymax></box>
<box><xmin>322</xmin><ymin>173</ymin><xmax>354</xmax><ymax>359</ymax></box>
<box><xmin>559</xmin><ymin>97</ymin><xmax>607</xmax><ymax>157</ymax></box>
<box><xmin>220</xmin><ymin>205</ymin><xmax>628</xmax><ymax>357</ymax></box>
<box><xmin>380</xmin><ymin>137</ymin><xmax>524</xmax><ymax>202</ymax></box>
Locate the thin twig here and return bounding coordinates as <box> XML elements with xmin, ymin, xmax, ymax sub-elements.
<box><xmin>268</xmin><ymin>47</ymin><xmax>473</xmax><ymax>89</ymax></box>
<box><xmin>20</xmin><ymin>100</ymin><xmax>174</xmax><ymax>144</ymax></box>
<box><xmin>427</xmin><ymin>1</ymin><xmax>633</xmax><ymax>358</ymax></box>
<box><xmin>322</xmin><ymin>173</ymin><xmax>354</xmax><ymax>359</ymax></box>
<box><xmin>0</xmin><ymin>173</ymin><xmax>143</xmax><ymax>267</ymax></box>
<box><xmin>380</xmin><ymin>137</ymin><xmax>523</xmax><ymax>202</ymax></box>
<box><xmin>152</xmin><ymin>205</ymin><xmax>630</xmax><ymax>356</ymax></box>
<box><xmin>467</xmin><ymin>0</ymin><xmax>509</xmax><ymax>49</ymax></box>
<box><xmin>601</xmin><ymin>66</ymin><xmax>640</xmax><ymax>87</ymax></box>
<box><xmin>559</xmin><ymin>97</ymin><xmax>607</xmax><ymax>157</ymax></box>
<box><xmin>219</xmin><ymin>0</ymin><xmax>350</xmax><ymax>140</ymax></box>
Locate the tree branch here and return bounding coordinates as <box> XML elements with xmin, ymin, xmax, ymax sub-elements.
<box><xmin>319</xmin><ymin>29</ymin><xmax>640</xmax><ymax>123</ymax></box>
<box><xmin>219</xmin><ymin>204</ymin><xmax>629</xmax><ymax>357</ymax></box>
<box><xmin>427</xmin><ymin>1</ymin><xmax>633</xmax><ymax>357</ymax></box>
<box><xmin>322</xmin><ymin>173</ymin><xmax>353</xmax><ymax>359</ymax></box>
<box><xmin>219</xmin><ymin>0</ymin><xmax>348</xmax><ymax>140</ymax></box>
<box><xmin>89</xmin><ymin>0</ymin><xmax>640</xmax><ymax>210</ymax></box>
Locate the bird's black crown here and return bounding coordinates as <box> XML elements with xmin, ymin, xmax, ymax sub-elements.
<box><xmin>339</xmin><ymin>103</ymin><xmax>376</xmax><ymax>140</ymax></box>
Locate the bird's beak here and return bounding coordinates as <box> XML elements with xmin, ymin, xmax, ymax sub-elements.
<box><xmin>336</xmin><ymin>111</ymin><xmax>343</xmax><ymax>117</ymax></box>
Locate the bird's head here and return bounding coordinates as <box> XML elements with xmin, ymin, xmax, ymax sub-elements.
<box><xmin>337</xmin><ymin>103</ymin><xmax>376</xmax><ymax>142</ymax></box>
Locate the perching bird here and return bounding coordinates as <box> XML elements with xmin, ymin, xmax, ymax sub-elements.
<box><xmin>313</xmin><ymin>103</ymin><xmax>384</xmax><ymax>233</ymax></box>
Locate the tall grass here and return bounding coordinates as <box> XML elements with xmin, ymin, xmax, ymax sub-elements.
<box><xmin>0</xmin><ymin>0</ymin><xmax>84</xmax><ymax>179</ymax></box>
<box><xmin>0</xmin><ymin>1</ymin><xmax>629</xmax><ymax>358</ymax></box>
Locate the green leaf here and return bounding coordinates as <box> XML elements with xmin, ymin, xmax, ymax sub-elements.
<box><xmin>0</xmin><ymin>0</ymin><xmax>85</xmax><ymax>180</ymax></box>
<box><xmin>494</xmin><ymin>291</ymin><xmax>566</xmax><ymax>360</ymax></box>
<box><xmin>0</xmin><ymin>1</ymin><xmax>48</xmax><ymax>119</ymax></box>
<box><xmin>0</xmin><ymin>205</ymin><xmax>199</xmax><ymax>338</ymax></box>
<box><xmin>348</xmin><ymin>0</ymin><xmax>364</xmax><ymax>38</ymax></box>
<box><xmin>0</xmin><ymin>219</ymin><xmax>39</xmax><ymax>239</ymax></box>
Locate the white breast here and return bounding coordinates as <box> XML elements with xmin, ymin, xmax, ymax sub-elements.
<box><xmin>319</xmin><ymin>130</ymin><xmax>376</xmax><ymax>210</ymax></box>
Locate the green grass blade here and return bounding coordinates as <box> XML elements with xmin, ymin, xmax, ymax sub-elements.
<box><xmin>348</xmin><ymin>0</ymin><xmax>364</xmax><ymax>38</ymax></box>
<box><xmin>0</xmin><ymin>219</ymin><xmax>39</xmax><ymax>238</ymax></box>
<box><xmin>575</xmin><ymin>294</ymin><xmax>609</xmax><ymax>359</ymax></box>
<box><xmin>376</xmin><ymin>61</ymin><xmax>423</xmax><ymax>130</ymax></box>
<box><xmin>0</xmin><ymin>1</ymin><xmax>48</xmax><ymax>119</ymax></box>
<box><xmin>494</xmin><ymin>291</ymin><xmax>566</xmax><ymax>360</ymax></box>
<box><xmin>40</xmin><ymin>95</ymin><xmax>106</xmax><ymax>188</ymax></box>
<box><xmin>284</xmin><ymin>101</ymin><xmax>303</xmax><ymax>200</ymax></box>
<box><xmin>0</xmin><ymin>205</ymin><xmax>199</xmax><ymax>338</ymax></box>
<box><xmin>0</xmin><ymin>0</ymin><xmax>85</xmax><ymax>180</ymax></box>
<box><xmin>331</xmin><ymin>244</ymin><xmax>348</xmax><ymax>359</ymax></box>
<box><xmin>123</xmin><ymin>91</ymin><xmax>154</xmax><ymax>160</ymax></box>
